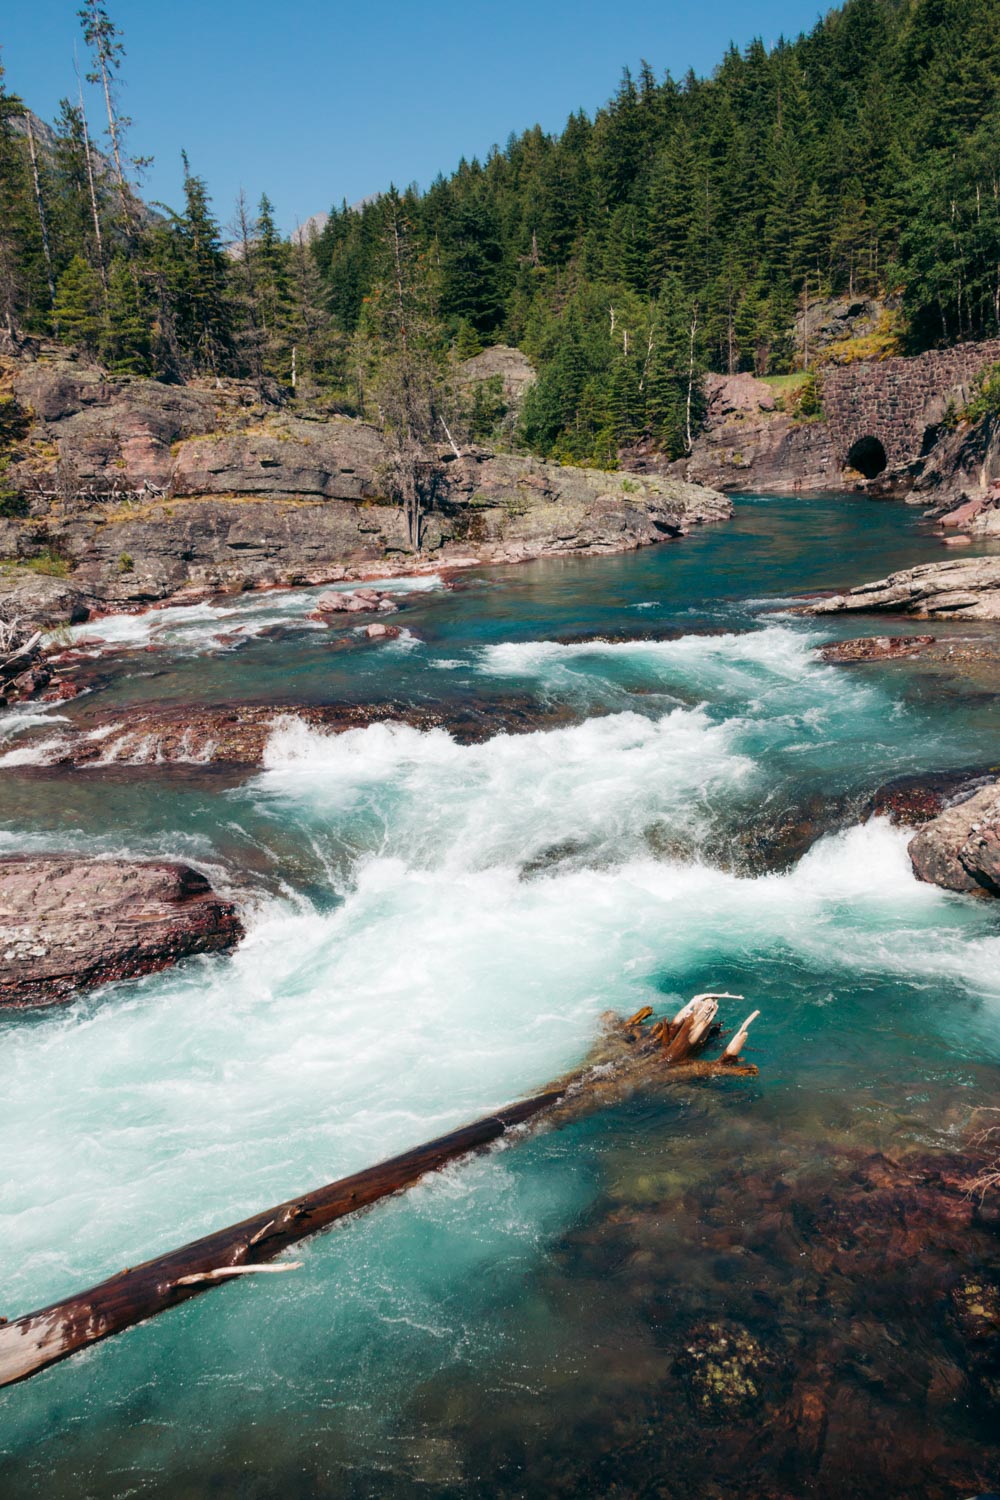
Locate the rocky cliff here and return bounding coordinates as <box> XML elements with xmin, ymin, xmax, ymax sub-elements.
<box><xmin>0</xmin><ymin>350</ymin><xmax>730</xmax><ymax>626</ymax></box>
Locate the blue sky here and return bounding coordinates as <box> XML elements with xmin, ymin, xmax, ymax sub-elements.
<box><xmin>4</xmin><ymin>0</ymin><xmax>826</xmax><ymax>234</ymax></box>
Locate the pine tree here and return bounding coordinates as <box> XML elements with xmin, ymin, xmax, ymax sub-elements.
<box><xmin>103</xmin><ymin>254</ymin><xmax>151</xmax><ymax>371</ymax></box>
<box><xmin>166</xmin><ymin>153</ymin><xmax>233</xmax><ymax>373</ymax></box>
<box><xmin>52</xmin><ymin>253</ymin><xmax>105</xmax><ymax>352</ymax></box>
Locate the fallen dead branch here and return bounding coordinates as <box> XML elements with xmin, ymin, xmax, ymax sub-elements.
<box><xmin>0</xmin><ymin>998</ymin><xmax>759</xmax><ymax>1390</ymax></box>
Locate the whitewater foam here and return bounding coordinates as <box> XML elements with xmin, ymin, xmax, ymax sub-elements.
<box><xmin>3</xmin><ymin>816</ymin><xmax>997</xmax><ymax>1317</ymax></box>
<box><xmin>256</xmin><ymin>705</ymin><xmax>754</xmax><ymax>874</ymax></box>
<box><xmin>65</xmin><ymin>574</ymin><xmax>446</xmax><ymax>656</ymax></box>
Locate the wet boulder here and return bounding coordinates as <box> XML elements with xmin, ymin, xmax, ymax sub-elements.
<box><xmin>908</xmin><ymin>780</ymin><xmax>1000</xmax><ymax>895</ymax></box>
<box><xmin>864</xmin><ymin>766</ymin><xmax>1000</xmax><ymax>827</ymax></box>
<box><xmin>312</xmin><ymin>587</ymin><xmax>398</xmax><ymax>617</ymax></box>
<box><xmin>0</xmin><ymin>856</ymin><xmax>243</xmax><ymax>1008</ymax></box>
<box><xmin>818</xmin><ymin>633</ymin><xmax>935</xmax><ymax>663</ymax></box>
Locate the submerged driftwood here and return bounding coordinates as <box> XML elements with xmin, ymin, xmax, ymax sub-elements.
<box><xmin>0</xmin><ymin>996</ymin><xmax>759</xmax><ymax>1390</ymax></box>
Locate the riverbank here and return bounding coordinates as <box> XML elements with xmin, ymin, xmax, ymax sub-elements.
<box><xmin>0</xmin><ymin>350</ymin><xmax>730</xmax><ymax>640</ymax></box>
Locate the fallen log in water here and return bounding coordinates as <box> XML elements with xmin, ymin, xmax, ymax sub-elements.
<box><xmin>0</xmin><ymin>998</ymin><xmax>759</xmax><ymax>1391</ymax></box>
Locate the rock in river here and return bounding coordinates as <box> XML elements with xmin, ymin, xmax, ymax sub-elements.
<box><xmin>808</xmin><ymin>557</ymin><xmax>1000</xmax><ymax>620</ymax></box>
<box><xmin>908</xmin><ymin>780</ymin><xmax>1000</xmax><ymax>896</ymax></box>
<box><xmin>818</xmin><ymin>634</ymin><xmax>935</xmax><ymax>663</ymax></box>
<box><xmin>0</xmin><ymin>857</ymin><xmax>243</xmax><ymax>1008</ymax></box>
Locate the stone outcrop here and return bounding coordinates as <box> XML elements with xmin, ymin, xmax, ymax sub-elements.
<box><xmin>908</xmin><ymin>781</ymin><xmax>1000</xmax><ymax>896</ymax></box>
<box><xmin>0</xmin><ymin>856</ymin><xmax>243</xmax><ymax>1007</ymax></box>
<box><xmin>704</xmin><ymin>372</ymin><xmax>776</xmax><ymax>418</ymax></box>
<box><xmin>792</xmin><ymin>295</ymin><xmax>892</xmax><ymax>362</ymax></box>
<box><xmin>0</xmin><ymin>353</ymin><xmax>730</xmax><ymax>623</ymax></box>
<box><xmin>458</xmin><ymin>345</ymin><xmax>536</xmax><ymax>408</ymax></box>
<box><xmin>634</xmin><ymin>338</ymin><xmax>1000</xmax><ymax>495</ymax></box>
<box><xmin>628</xmin><ymin>374</ymin><xmax>843</xmax><ymax>494</ymax></box>
<box><xmin>907</xmin><ymin>412</ymin><xmax>1000</xmax><ymax>537</ymax></box>
<box><xmin>808</xmin><ymin>558</ymin><xmax>1000</xmax><ymax>620</ymax></box>
<box><xmin>0</xmin><ymin>569</ymin><xmax>90</xmax><ymax>630</ymax></box>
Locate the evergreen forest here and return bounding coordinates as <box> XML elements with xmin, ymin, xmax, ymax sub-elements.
<box><xmin>3</xmin><ymin>0</ymin><xmax>1000</xmax><ymax>466</ymax></box>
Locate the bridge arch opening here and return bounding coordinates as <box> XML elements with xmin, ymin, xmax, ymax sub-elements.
<box><xmin>845</xmin><ymin>435</ymin><xmax>888</xmax><ymax>479</ymax></box>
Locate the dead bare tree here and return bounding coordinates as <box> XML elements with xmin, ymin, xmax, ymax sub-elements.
<box><xmin>74</xmin><ymin>51</ymin><xmax>107</xmax><ymax>287</ymax></box>
<box><xmin>685</xmin><ymin>301</ymin><xmax>699</xmax><ymax>455</ymax></box>
<box><xmin>23</xmin><ymin>116</ymin><xmax>55</xmax><ymax>308</ymax></box>
<box><xmin>358</xmin><ymin>190</ymin><xmax>450</xmax><ymax>551</ymax></box>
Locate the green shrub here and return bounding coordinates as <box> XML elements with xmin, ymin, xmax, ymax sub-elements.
<box><xmin>22</xmin><ymin>549</ymin><xmax>70</xmax><ymax>577</ymax></box>
<box><xmin>964</xmin><ymin>363</ymin><xmax>1000</xmax><ymax>424</ymax></box>
<box><xmin>792</xmin><ymin>369</ymin><xmax>823</xmax><ymax>420</ymax></box>
<box><xmin>0</xmin><ymin>466</ymin><xmax>27</xmax><ymax>518</ymax></box>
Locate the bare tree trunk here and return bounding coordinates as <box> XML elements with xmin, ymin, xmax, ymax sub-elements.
<box><xmin>75</xmin><ymin>57</ymin><xmax>107</xmax><ymax>289</ymax></box>
<box><xmin>638</xmin><ymin>326</ymin><xmax>654</xmax><ymax>393</ymax></box>
<box><xmin>84</xmin><ymin>1</ymin><xmax>132</xmax><ymax>232</ymax></box>
<box><xmin>390</xmin><ymin>209</ymin><xmax>408</xmax><ymax>351</ymax></box>
<box><xmin>685</xmin><ymin>303</ymin><xmax>699</xmax><ymax>456</ymax></box>
<box><xmin>439</xmin><ymin>414</ymin><xmax>461</xmax><ymax>458</ymax></box>
<box><xmin>0</xmin><ymin>1001</ymin><xmax>759</xmax><ymax>1391</ymax></box>
<box><xmin>24</xmin><ymin>116</ymin><xmax>55</xmax><ymax>308</ymax></box>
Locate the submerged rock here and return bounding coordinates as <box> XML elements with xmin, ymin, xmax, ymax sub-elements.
<box><xmin>0</xmin><ymin>856</ymin><xmax>243</xmax><ymax>1008</ymax></box>
<box><xmin>866</xmin><ymin>766</ymin><xmax>1000</xmax><ymax>827</ymax></box>
<box><xmin>808</xmin><ymin>558</ymin><xmax>1000</xmax><ymax>620</ymax></box>
<box><xmin>676</xmin><ymin>1321</ymin><xmax>777</xmax><ymax>1421</ymax></box>
<box><xmin>908</xmin><ymin>780</ymin><xmax>1000</xmax><ymax>895</ymax></box>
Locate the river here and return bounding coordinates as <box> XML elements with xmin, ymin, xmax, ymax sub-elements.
<box><xmin>2</xmin><ymin>494</ymin><xmax>999</xmax><ymax>1496</ymax></box>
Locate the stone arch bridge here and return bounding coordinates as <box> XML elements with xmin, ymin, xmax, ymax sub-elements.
<box><xmin>822</xmin><ymin>338</ymin><xmax>1000</xmax><ymax>476</ymax></box>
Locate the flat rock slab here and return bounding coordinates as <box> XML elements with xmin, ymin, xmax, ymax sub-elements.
<box><xmin>0</xmin><ymin>857</ymin><xmax>243</xmax><ymax>1008</ymax></box>
<box><xmin>908</xmin><ymin>781</ymin><xmax>1000</xmax><ymax>896</ymax></box>
<box><xmin>808</xmin><ymin>558</ymin><xmax>1000</xmax><ymax>620</ymax></box>
<box><xmin>818</xmin><ymin>634</ymin><xmax>935</xmax><ymax>663</ymax></box>
<box><xmin>4</xmin><ymin>698</ymin><xmax>586</xmax><ymax>770</ymax></box>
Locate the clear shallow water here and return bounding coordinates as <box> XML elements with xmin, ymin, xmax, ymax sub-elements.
<box><xmin>1</xmin><ymin>495</ymin><xmax>999</xmax><ymax>1497</ymax></box>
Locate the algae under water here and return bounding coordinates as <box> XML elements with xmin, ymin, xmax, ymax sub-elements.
<box><xmin>1</xmin><ymin>495</ymin><xmax>999</xmax><ymax>1497</ymax></box>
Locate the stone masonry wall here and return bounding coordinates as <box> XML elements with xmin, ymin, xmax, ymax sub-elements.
<box><xmin>822</xmin><ymin>339</ymin><xmax>1000</xmax><ymax>468</ymax></box>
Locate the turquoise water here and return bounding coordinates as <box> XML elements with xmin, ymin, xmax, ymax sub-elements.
<box><xmin>1</xmin><ymin>495</ymin><xmax>999</xmax><ymax>1496</ymax></box>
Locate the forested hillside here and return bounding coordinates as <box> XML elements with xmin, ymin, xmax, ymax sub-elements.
<box><xmin>3</xmin><ymin>0</ymin><xmax>1000</xmax><ymax>467</ymax></box>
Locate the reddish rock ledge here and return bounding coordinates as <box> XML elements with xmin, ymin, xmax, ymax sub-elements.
<box><xmin>818</xmin><ymin>633</ymin><xmax>935</xmax><ymax>663</ymax></box>
<box><xmin>0</xmin><ymin>857</ymin><xmax>243</xmax><ymax>1009</ymax></box>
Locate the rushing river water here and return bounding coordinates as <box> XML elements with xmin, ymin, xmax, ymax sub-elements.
<box><xmin>2</xmin><ymin>494</ymin><xmax>1000</xmax><ymax>1497</ymax></box>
